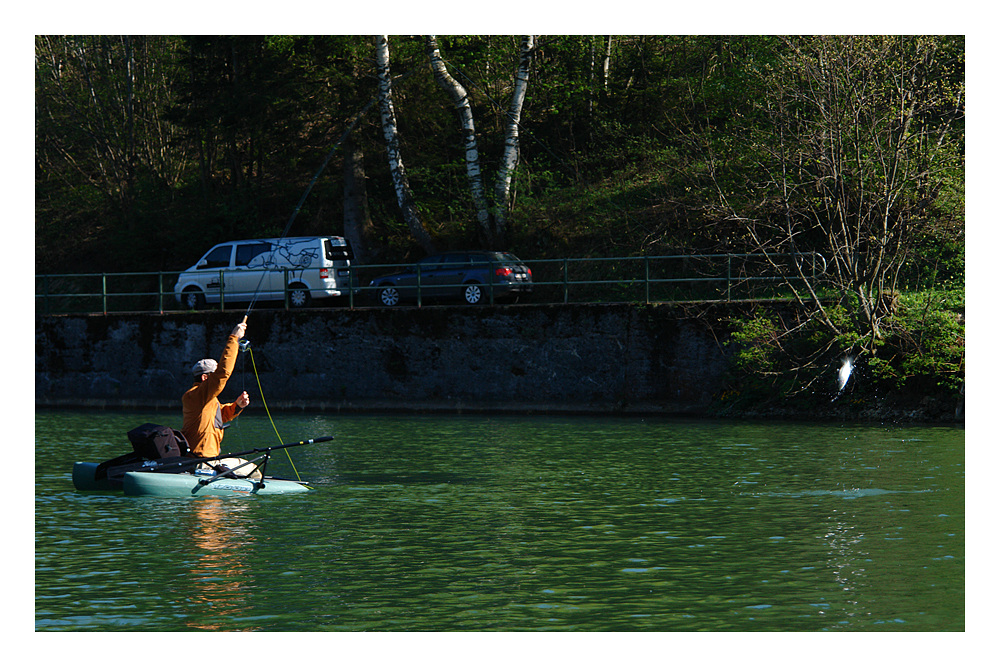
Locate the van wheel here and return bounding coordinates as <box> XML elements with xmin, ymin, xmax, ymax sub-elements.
<box><xmin>288</xmin><ymin>284</ymin><xmax>311</xmax><ymax>308</ymax></box>
<box><xmin>182</xmin><ymin>288</ymin><xmax>205</xmax><ymax>310</ymax></box>
<box><xmin>379</xmin><ymin>285</ymin><xmax>401</xmax><ymax>307</ymax></box>
<box><xmin>463</xmin><ymin>282</ymin><xmax>484</xmax><ymax>305</ymax></box>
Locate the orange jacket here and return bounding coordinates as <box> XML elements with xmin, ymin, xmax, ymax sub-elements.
<box><xmin>182</xmin><ymin>334</ymin><xmax>243</xmax><ymax>458</ymax></box>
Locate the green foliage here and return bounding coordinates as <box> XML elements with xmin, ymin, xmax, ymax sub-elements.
<box><xmin>723</xmin><ymin>288</ymin><xmax>964</xmax><ymax>407</ymax></box>
<box><xmin>35</xmin><ymin>34</ymin><xmax>964</xmax><ymax>404</ymax></box>
<box><xmin>729</xmin><ymin>315</ymin><xmax>779</xmax><ymax>374</ymax></box>
<box><xmin>876</xmin><ymin>291</ymin><xmax>965</xmax><ymax>392</ymax></box>
<box><xmin>36</xmin><ymin>35</ymin><xmax>963</xmax><ymax>291</ymax></box>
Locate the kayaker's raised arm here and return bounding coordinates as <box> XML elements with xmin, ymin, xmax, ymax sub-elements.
<box><xmin>182</xmin><ymin>319</ymin><xmax>251</xmax><ymax>461</ymax></box>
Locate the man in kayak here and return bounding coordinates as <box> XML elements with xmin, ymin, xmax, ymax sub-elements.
<box><xmin>182</xmin><ymin>318</ymin><xmax>259</xmax><ymax>479</ymax></box>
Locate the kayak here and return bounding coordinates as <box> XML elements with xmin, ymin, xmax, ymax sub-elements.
<box><xmin>73</xmin><ymin>461</ymin><xmax>124</xmax><ymax>491</ymax></box>
<box><xmin>72</xmin><ymin>460</ymin><xmax>310</xmax><ymax>497</ymax></box>
<box><xmin>72</xmin><ymin>434</ymin><xmax>332</xmax><ymax>498</ymax></box>
<box><xmin>124</xmin><ymin>469</ymin><xmax>310</xmax><ymax>497</ymax></box>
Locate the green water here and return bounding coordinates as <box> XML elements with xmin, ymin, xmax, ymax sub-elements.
<box><xmin>35</xmin><ymin>410</ymin><xmax>964</xmax><ymax>631</ymax></box>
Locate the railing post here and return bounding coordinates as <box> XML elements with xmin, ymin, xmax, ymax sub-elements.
<box><xmin>348</xmin><ymin>267</ymin><xmax>355</xmax><ymax>309</ymax></box>
<box><xmin>416</xmin><ymin>265</ymin><xmax>422</xmax><ymax>307</ymax></box>
<box><xmin>158</xmin><ymin>272</ymin><xmax>164</xmax><ymax>314</ymax></box>
<box><xmin>488</xmin><ymin>259</ymin><xmax>495</xmax><ymax>305</ymax></box>
<box><xmin>218</xmin><ymin>270</ymin><xmax>226</xmax><ymax>311</ymax></box>
<box><xmin>102</xmin><ymin>274</ymin><xmax>108</xmax><ymax>314</ymax></box>
<box><xmin>726</xmin><ymin>255</ymin><xmax>732</xmax><ymax>302</ymax></box>
<box><xmin>563</xmin><ymin>259</ymin><xmax>569</xmax><ymax>304</ymax></box>
<box><xmin>644</xmin><ymin>256</ymin><xmax>650</xmax><ymax>305</ymax></box>
<box><xmin>283</xmin><ymin>268</ymin><xmax>289</xmax><ymax>310</ymax></box>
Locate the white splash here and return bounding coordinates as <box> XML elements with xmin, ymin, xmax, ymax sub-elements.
<box><xmin>837</xmin><ymin>356</ymin><xmax>854</xmax><ymax>393</ymax></box>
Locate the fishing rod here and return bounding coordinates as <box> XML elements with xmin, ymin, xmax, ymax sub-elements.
<box><xmin>240</xmin><ymin>60</ymin><xmax>425</xmax><ymax>319</ymax></box>
<box><xmin>243</xmin><ymin>97</ymin><xmax>377</xmax><ymax>320</ymax></box>
<box><xmin>138</xmin><ymin>435</ymin><xmax>335</xmax><ymax>476</ymax></box>
<box><xmin>192</xmin><ymin>435</ymin><xmax>332</xmax><ymax>488</ymax></box>
<box><xmin>231</xmin><ymin>98</ymin><xmax>378</xmax><ymax>469</ymax></box>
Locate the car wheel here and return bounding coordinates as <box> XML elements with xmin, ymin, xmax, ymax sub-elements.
<box><xmin>288</xmin><ymin>284</ymin><xmax>311</xmax><ymax>308</ymax></box>
<box><xmin>379</xmin><ymin>285</ymin><xmax>401</xmax><ymax>307</ymax></box>
<box><xmin>463</xmin><ymin>282</ymin><xmax>483</xmax><ymax>305</ymax></box>
<box><xmin>182</xmin><ymin>288</ymin><xmax>205</xmax><ymax>310</ymax></box>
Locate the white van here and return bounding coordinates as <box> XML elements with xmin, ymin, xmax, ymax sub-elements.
<box><xmin>174</xmin><ymin>236</ymin><xmax>353</xmax><ymax>309</ymax></box>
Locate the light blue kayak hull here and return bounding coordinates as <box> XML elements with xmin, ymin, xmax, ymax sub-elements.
<box><xmin>73</xmin><ymin>461</ymin><xmax>119</xmax><ymax>491</ymax></box>
<box><xmin>122</xmin><ymin>471</ymin><xmax>310</xmax><ymax>497</ymax></box>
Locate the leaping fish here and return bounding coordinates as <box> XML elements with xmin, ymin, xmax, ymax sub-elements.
<box><xmin>837</xmin><ymin>357</ymin><xmax>854</xmax><ymax>392</ymax></box>
<box><xmin>832</xmin><ymin>356</ymin><xmax>854</xmax><ymax>402</ymax></box>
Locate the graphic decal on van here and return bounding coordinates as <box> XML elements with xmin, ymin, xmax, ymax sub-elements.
<box><xmin>274</xmin><ymin>242</ymin><xmax>320</xmax><ymax>269</ymax></box>
<box><xmin>245</xmin><ymin>242</ymin><xmax>319</xmax><ymax>271</ymax></box>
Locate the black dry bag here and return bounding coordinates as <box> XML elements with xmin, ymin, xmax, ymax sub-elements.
<box><xmin>127</xmin><ymin>423</ymin><xmax>190</xmax><ymax>459</ymax></box>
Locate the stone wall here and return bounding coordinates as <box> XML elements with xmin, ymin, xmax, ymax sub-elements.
<box><xmin>34</xmin><ymin>303</ymin><xmax>734</xmax><ymax>414</ymax></box>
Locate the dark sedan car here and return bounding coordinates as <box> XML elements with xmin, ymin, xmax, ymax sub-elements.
<box><xmin>369</xmin><ymin>251</ymin><xmax>533</xmax><ymax>306</ymax></box>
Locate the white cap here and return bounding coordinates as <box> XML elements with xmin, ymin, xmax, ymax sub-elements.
<box><xmin>192</xmin><ymin>359</ymin><xmax>218</xmax><ymax>376</ymax></box>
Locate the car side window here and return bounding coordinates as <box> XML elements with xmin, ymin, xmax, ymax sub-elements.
<box><xmin>441</xmin><ymin>254</ymin><xmax>469</xmax><ymax>269</ymax></box>
<box><xmin>202</xmin><ymin>245</ymin><xmax>233</xmax><ymax>269</ymax></box>
<box><xmin>236</xmin><ymin>242</ymin><xmax>273</xmax><ymax>267</ymax></box>
<box><xmin>418</xmin><ymin>255</ymin><xmax>442</xmax><ymax>271</ymax></box>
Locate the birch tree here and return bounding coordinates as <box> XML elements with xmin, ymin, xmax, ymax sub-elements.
<box><xmin>425</xmin><ymin>35</ymin><xmax>535</xmax><ymax>247</ymax></box>
<box><xmin>374</xmin><ymin>35</ymin><xmax>436</xmax><ymax>253</ymax></box>
<box><xmin>426</xmin><ymin>36</ymin><xmax>490</xmax><ymax>239</ymax></box>
<box><xmin>492</xmin><ymin>35</ymin><xmax>535</xmax><ymax>245</ymax></box>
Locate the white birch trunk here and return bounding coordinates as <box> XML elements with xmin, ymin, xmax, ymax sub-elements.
<box><xmin>426</xmin><ymin>36</ymin><xmax>491</xmax><ymax>239</ymax></box>
<box><xmin>375</xmin><ymin>35</ymin><xmax>435</xmax><ymax>253</ymax></box>
<box><xmin>493</xmin><ymin>35</ymin><xmax>535</xmax><ymax>246</ymax></box>
<box><xmin>602</xmin><ymin>36</ymin><xmax>612</xmax><ymax>89</ymax></box>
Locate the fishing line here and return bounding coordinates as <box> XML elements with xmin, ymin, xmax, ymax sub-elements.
<box><xmin>238</xmin><ymin>340</ymin><xmax>303</xmax><ymax>482</ymax></box>
<box><xmin>227</xmin><ymin>98</ymin><xmax>379</xmax><ymax>481</ymax></box>
<box><xmin>243</xmin><ymin>96</ymin><xmax>377</xmax><ymax>320</ymax></box>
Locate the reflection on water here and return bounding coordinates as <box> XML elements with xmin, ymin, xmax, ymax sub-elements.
<box><xmin>35</xmin><ymin>411</ymin><xmax>964</xmax><ymax>631</ymax></box>
<box><xmin>184</xmin><ymin>498</ymin><xmax>256</xmax><ymax>631</ymax></box>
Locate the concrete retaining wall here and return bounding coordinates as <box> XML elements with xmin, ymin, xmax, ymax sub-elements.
<box><xmin>35</xmin><ymin>304</ymin><xmax>734</xmax><ymax>414</ymax></box>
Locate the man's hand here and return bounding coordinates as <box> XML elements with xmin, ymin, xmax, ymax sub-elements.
<box><xmin>231</xmin><ymin>321</ymin><xmax>247</xmax><ymax>340</ymax></box>
<box><xmin>236</xmin><ymin>391</ymin><xmax>250</xmax><ymax>409</ymax></box>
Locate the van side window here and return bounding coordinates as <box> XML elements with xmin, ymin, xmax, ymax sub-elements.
<box><xmin>202</xmin><ymin>245</ymin><xmax>233</xmax><ymax>269</ymax></box>
<box><xmin>236</xmin><ymin>242</ymin><xmax>273</xmax><ymax>267</ymax></box>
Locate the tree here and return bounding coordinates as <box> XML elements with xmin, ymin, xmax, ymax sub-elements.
<box><xmin>35</xmin><ymin>35</ymin><xmax>191</xmax><ymax>269</ymax></box>
<box><xmin>342</xmin><ymin>133</ymin><xmax>375</xmax><ymax>263</ymax></box>
<box><xmin>37</xmin><ymin>37</ymin><xmax>157</xmax><ymax>222</ymax></box>
<box><xmin>492</xmin><ymin>35</ymin><xmax>536</xmax><ymax>245</ymax></box>
<box><xmin>374</xmin><ymin>35</ymin><xmax>436</xmax><ymax>253</ymax></box>
<box><xmin>426</xmin><ymin>35</ymin><xmax>490</xmax><ymax>240</ymax></box>
<box><xmin>737</xmin><ymin>36</ymin><xmax>964</xmax><ymax>358</ymax></box>
<box><xmin>425</xmin><ymin>35</ymin><xmax>536</xmax><ymax>247</ymax></box>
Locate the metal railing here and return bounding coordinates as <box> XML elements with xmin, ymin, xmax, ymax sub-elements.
<box><xmin>35</xmin><ymin>252</ymin><xmax>826</xmax><ymax>315</ymax></box>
